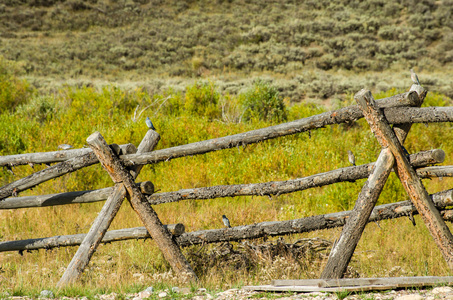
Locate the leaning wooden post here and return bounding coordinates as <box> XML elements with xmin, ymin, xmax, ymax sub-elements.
<box><xmin>320</xmin><ymin>86</ymin><xmax>425</xmax><ymax>279</ymax></box>
<box><xmin>356</xmin><ymin>89</ymin><xmax>453</xmax><ymax>270</ymax></box>
<box><xmin>57</xmin><ymin>130</ymin><xmax>160</xmax><ymax>287</ymax></box>
<box><xmin>85</xmin><ymin>131</ymin><xmax>197</xmax><ymax>282</ymax></box>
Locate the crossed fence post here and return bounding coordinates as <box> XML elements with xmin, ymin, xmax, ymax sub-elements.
<box><xmin>321</xmin><ymin>85</ymin><xmax>453</xmax><ymax>279</ymax></box>
<box><xmin>58</xmin><ymin>130</ymin><xmax>197</xmax><ymax>287</ymax></box>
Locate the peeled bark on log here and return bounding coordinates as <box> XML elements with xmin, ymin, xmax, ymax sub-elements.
<box><xmin>174</xmin><ymin>189</ymin><xmax>453</xmax><ymax>247</ymax></box>
<box><xmin>58</xmin><ymin>130</ymin><xmax>160</xmax><ymax>287</ymax></box>
<box><xmin>0</xmin><ymin>150</ymin><xmax>446</xmax><ymax>210</ymax></box>
<box><xmin>85</xmin><ymin>131</ymin><xmax>197</xmax><ymax>281</ymax></box>
<box><xmin>384</xmin><ymin>106</ymin><xmax>453</xmax><ymax>124</ymax></box>
<box><xmin>0</xmin><ymin>144</ymin><xmax>136</xmax><ymax>167</ymax></box>
<box><xmin>357</xmin><ymin>89</ymin><xmax>453</xmax><ymax>271</ymax></box>
<box><xmin>320</xmin><ymin>85</ymin><xmax>425</xmax><ymax>279</ymax></box>
<box><xmin>2</xmin><ymin>189</ymin><xmax>451</xmax><ymax>252</ymax></box>
<box><xmin>0</xmin><ymin>224</ymin><xmax>185</xmax><ymax>252</ymax></box>
<box><xmin>0</xmin><ymin>144</ymin><xmax>137</xmax><ymax>200</ymax></box>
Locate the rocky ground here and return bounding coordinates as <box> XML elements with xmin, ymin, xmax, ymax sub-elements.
<box><xmin>5</xmin><ymin>286</ymin><xmax>453</xmax><ymax>299</ymax></box>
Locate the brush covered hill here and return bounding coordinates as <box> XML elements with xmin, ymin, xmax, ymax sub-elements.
<box><xmin>0</xmin><ymin>0</ymin><xmax>452</xmax><ymax>102</ymax></box>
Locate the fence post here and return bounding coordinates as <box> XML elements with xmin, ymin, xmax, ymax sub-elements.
<box><xmin>57</xmin><ymin>130</ymin><xmax>160</xmax><ymax>287</ymax></box>
<box><xmin>356</xmin><ymin>89</ymin><xmax>453</xmax><ymax>270</ymax></box>
<box><xmin>320</xmin><ymin>86</ymin><xmax>425</xmax><ymax>279</ymax></box>
<box><xmin>86</xmin><ymin>131</ymin><xmax>197</xmax><ymax>282</ymax></box>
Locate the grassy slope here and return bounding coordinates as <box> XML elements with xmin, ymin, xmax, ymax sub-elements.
<box><xmin>0</xmin><ymin>0</ymin><xmax>453</xmax><ymax>296</ymax></box>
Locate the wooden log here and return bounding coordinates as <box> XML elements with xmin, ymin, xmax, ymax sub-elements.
<box><xmin>0</xmin><ymin>144</ymin><xmax>137</xmax><ymax>200</ymax></box>
<box><xmin>320</xmin><ymin>85</ymin><xmax>425</xmax><ymax>279</ymax></box>
<box><xmin>87</xmin><ymin>132</ymin><xmax>197</xmax><ymax>281</ymax></box>
<box><xmin>175</xmin><ymin>189</ymin><xmax>453</xmax><ymax>247</ymax></box>
<box><xmin>0</xmin><ymin>143</ymin><xmax>136</xmax><ymax>167</ymax></box>
<box><xmin>57</xmin><ymin>130</ymin><xmax>160</xmax><ymax>287</ymax></box>
<box><xmin>0</xmin><ymin>224</ymin><xmax>186</xmax><ymax>252</ymax></box>
<box><xmin>0</xmin><ymin>150</ymin><xmax>446</xmax><ymax>210</ymax></box>
<box><xmin>2</xmin><ymin>189</ymin><xmax>452</xmax><ymax>252</ymax></box>
<box><xmin>356</xmin><ymin>89</ymin><xmax>453</xmax><ymax>270</ymax></box>
<box><xmin>119</xmin><ymin>92</ymin><xmax>419</xmax><ymax>167</ymax></box>
<box><xmin>147</xmin><ymin>150</ymin><xmax>445</xmax><ymax>205</ymax></box>
<box><xmin>139</xmin><ymin>181</ymin><xmax>155</xmax><ymax>195</ymax></box>
<box><xmin>273</xmin><ymin>276</ymin><xmax>453</xmax><ymax>288</ymax></box>
<box><xmin>384</xmin><ymin>106</ymin><xmax>453</xmax><ymax>124</ymax></box>
<box><xmin>271</xmin><ymin>276</ymin><xmax>453</xmax><ymax>290</ymax></box>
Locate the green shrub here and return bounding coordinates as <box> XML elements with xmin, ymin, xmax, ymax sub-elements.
<box><xmin>239</xmin><ymin>80</ymin><xmax>287</xmax><ymax>123</ymax></box>
<box><xmin>0</xmin><ymin>56</ymin><xmax>33</xmax><ymax>113</ymax></box>
<box><xmin>184</xmin><ymin>81</ymin><xmax>220</xmax><ymax>119</ymax></box>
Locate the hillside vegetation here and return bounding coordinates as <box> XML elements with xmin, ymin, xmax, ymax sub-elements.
<box><xmin>0</xmin><ymin>0</ymin><xmax>452</xmax><ymax>101</ymax></box>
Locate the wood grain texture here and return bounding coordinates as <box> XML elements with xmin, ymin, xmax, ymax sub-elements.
<box><xmin>0</xmin><ymin>143</ymin><xmax>136</xmax><ymax>167</ymax></box>
<box><xmin>1</xmin><ymin>189</ymin><xmax>451</xmax><ymax>252</ymax></box>
<box><xmin>57</xmin><ymin>130</ymin><xmax>160</xmax><ymax>287</ymax></box>
<box><xmin>87</xmin><ymin>132</ymin><xmax>197</xmax><ymax>282</ymax></box>
<box><xmin>0</xmin><ymin>224</ymin><xmax>185</xmax><ymax>252</ymax></box>
<box><xmin>0</xmin><ymin>144</ymin><xmax>137</xmax><ymax>200</ymax></box>
<box><xmin>357</xmin><ymin>89</ymin><xmax>453</xmax><ymax>271</ymax></box>
<box><xmin>320</xmin><ymin>85</ymin><xmax>426</xmax><ymax>279</ymax></box>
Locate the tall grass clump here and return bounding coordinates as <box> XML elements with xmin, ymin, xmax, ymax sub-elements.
<box><xmin>239</xmin><ymin>80</ymin><xmax>287</xmax><ymax>123</ymax></box>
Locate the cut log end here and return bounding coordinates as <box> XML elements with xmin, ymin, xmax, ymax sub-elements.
<box><xmin>86</xmin><ymin>131</ymin><xmax>103</xmax><ymax>144</ymax></box>
<box><xmin>139</xmin><ymin>181</ymin><xmax>155</xmax><ymax>195</ymax></box>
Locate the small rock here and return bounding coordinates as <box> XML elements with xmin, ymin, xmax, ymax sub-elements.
<box><xmin>432</xmin><ymin>286</ymin><xmax>453</xmax><ymax>294</ymax></box>
<box><xmin>223</xmin><ymin>288</ymin><xmax>239</xmax><ymax>294</ymax></box>
<box><xmin>138</xmin><ymin>291</ymin><xmax>152</xmax><ymax>298</ymax></box>
<box><xmin>197</xmin><ymin>288</ymin><xmax>207</xmax><ymax>293</ymax></box>
<box><xmin>171</xmin><ymin>287</ymin><xmax>179</xmax><ymax>293</ymax></box>
<box><xmin>158</xmin><ymin>292</ymin><xmax>167</xmax><ymax>298</ymax></box>
<box><xmin>395</xmin><ymin>295</ymin><xmax>423</xmax><ymax>300</ymax></box>
<box><xmin>144</xmin><ymin>287</ymin><xmax>153</xmax><ymax>293</ymax></box>
<box><xmin>40</xmin><ymin>290</ymin><xmax>54</xmax><ymax>298</ymax></box>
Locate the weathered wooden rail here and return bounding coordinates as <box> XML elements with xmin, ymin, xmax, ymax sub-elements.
<box><xmin>2</xmin><ymin>189</ymin><xmax>452</xmax><ymax>252</ymax></box>
<box><xmin>2</xmin><ymin>78</ymin><xmax>453</xmax><ymax>285</ymax></box>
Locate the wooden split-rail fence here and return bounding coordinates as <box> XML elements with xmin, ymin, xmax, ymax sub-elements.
<box><xmin>1</xmin><ymin>82</ymin><xmax>453</xmax><ymax>286</ymax></box>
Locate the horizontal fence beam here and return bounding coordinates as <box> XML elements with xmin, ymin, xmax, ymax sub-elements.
<box><xmin>0</xmin><ymin>150</ymin><xmax>446</xmax><ymax>210</ymax></box>
<box><xmin>0</xmin><ymin>144</ymin><xmax>136</xmax><ymax>168</ymax></box>
<box><xmin>119</xmin><ymin>92</ymin><xmax>421</xmax><ymax>167</ymax></box>
<box><xmin>2</xmin><ymin>189</ymin><xmax>452</xmax><ymax>252</ymax></box>
<box><xmin>0</xmin><ymin>144</ymin><xmax>137</xmax><ymax>200</ymax></box>
<box><xmin>0</xmin><ymin>224</ymin><xmax>185</xmax><ymax>252</ymax></box>
<box><xmin>384</xmin><ymin>106</ymin><xmax>453</xmax><ymax>124</ymax></box>
<box><xmin>121</xmin><ymin>105</ymin><xmax>453</xmax><ymax>167</ymax></box>
<box><xmin>174</xmin><ymin>188</ymin><xmax>453</xmax><ymax>247</ymax></box>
